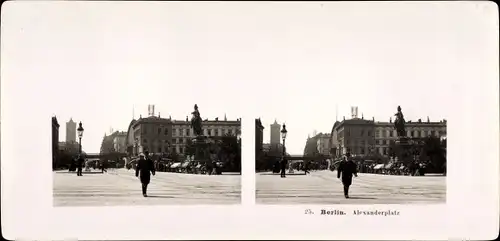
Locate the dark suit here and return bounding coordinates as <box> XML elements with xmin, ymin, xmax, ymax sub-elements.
<box><xmin>280</xmin><ymin>159</ymin><xmax>288</xmax><ymax>177</ymax></box>
<box><xmin>337</xmin><ymin>160</ymin><xmax>357</xmax><ymax>197</ymax></box>
<box><xmin>76</xmin><ymin>158</ymin><xmax>84</xmax><ymax>176</ymax></box>
<box><xmin>136</xmin><ymin>158</ymin><xmax>156</xmax><ymax>195</ymax></box>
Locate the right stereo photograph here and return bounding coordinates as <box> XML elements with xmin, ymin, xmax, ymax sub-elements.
<box><xmin>255</xmin><ymin>106</ymin><xmax>447</xmax><ymax>205</ymax></box>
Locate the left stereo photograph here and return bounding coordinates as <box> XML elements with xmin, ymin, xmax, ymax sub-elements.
<box><xmin>52</xmin><ymin>104</ymin><xmax>242</xmax><ymax>206</ymax></box>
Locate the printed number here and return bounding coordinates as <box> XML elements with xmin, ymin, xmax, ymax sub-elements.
<box><xmin>304</xmin><ymin>209</ymin><xmax>313</xmax><ymax>215</ymax></box>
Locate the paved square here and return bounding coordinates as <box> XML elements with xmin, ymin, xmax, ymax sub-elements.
<box><xmin>53</xmin><ymin>169</ymin><xmax>241</xmax><ymax>206</ymax></box>
<box><xmin>256</xmin><ymin>170</ymin><xmax>446</xmax><ymax>204</ymax></box>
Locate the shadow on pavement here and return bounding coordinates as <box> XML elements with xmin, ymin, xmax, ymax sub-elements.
<box><xmin>348</xmin><ymin>196</ymin><xmax>376</xmax><ymax>200</ymax></box>
<box><xmin>55</xmin><ymin>172</ymin><xmax>104</xmax><ymax>174</ymax></box>
<box><xmin>260</xmin><ymin>173</ymin><xmax>307</xmax><ymax>176</ymax></box>
<box><xmin>147</xmin><ymin>195</ymin><xmax>175</xmax><ymax>199</ymax></box>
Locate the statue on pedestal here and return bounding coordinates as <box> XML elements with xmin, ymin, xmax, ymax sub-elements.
<box><xmin>190</xmin><ymin>104</ymin><xmax>203</xmax><ymax>136</ymax></box>
<box><xmin>394</xmin><ymin>106</ymin><xmax>406</xmax><ymax>137</ymax></box>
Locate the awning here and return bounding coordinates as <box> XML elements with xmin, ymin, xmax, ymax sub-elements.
<box><xmin>170</xmin><ymin>163</ymin><xmax>181</xmax><ymax>168</ymax></box>
<box><xmin>374</xmin><ymin>164</ymin><xmax>385</xmax><ymax>170</ymax></box>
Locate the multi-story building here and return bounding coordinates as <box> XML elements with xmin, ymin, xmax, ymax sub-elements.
<box><xmin>374</xmin><ymin>118</ymin><xmax>447</xmax><ymax>156</ymax></box>
<box><xmin>316</xmin><ymin>133</ymin><xmax>331</xmax><ymax>156</ymax></box>
<box><xmin>52</xmin><ymin>116</ymin><xmax>60</xmax><ymax>168</ymax></box>
<box><xmin>330</xmin><ymin>121</ymin><xmax>340</xmax><ymax>158</ymax></box>
<box><xmin>66</xmin><ymin>118</ymin><xmax>76</xmax><ymax>143</ymax></box>
<box><xmin>333</xmin><ymin>117</ymin><xmax>376</xmax><ymax>157</ymax></box>
<box><xmin>125</xmin><ymin>112</ymin><xmax>241</xmax><ymax>156</ymax></box>
<box><xmin>112</xmin><ymin>132</ymin><xmax>128</xmax><ymax>153</ymax></box>
<box><xmin>255</xmin><ymin>118</ymin><xmax>264</xmax><ymax>159</ymax></box>
<box><xmin>270</xmin><ymin>120</ymin><xmax>281</xmax><ymax>152</ymax></box>
<box><xmin>331</xmin><ymin>113</ymin><xmax>447</xmax><ymax>157</ymax></box>
<box><xmin>131</xmin><ymin>115</ymin><xmax>173</xmax><ymax>154</ymax></box>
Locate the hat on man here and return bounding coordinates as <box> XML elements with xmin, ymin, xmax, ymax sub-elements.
<box><xmin>139</xmin><ymin>153</ymin><xmax>146</xmax><ymax>158</ymax></box>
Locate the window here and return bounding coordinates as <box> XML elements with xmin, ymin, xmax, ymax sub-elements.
<box><xmin>164</xmin><ymin>128</ymin><xmax>168</xmax><ymax>135</ymax></box>
<box><xmin>346</xmin><ymin>140</ymin><xmax>350</xmax><ymax>145</ymax></box>
<box><xmin>158</xmin><ymin>128</ymin><xmax>161</xmax><ymax>135</ymax></box>
<box><xmin>360</xmin><ymin>129</ymin><xmax>364</xmax><ymax>136</ymax></box>
<box><xmin>415</xmin><ymin>131</ymin><xmax>419</xmax><ymax>137</ymax></box>
<box><xmin>186</xmin><ymin>129</ymin><xmax>190</xmax><ymax>136</ymax></box>
<box><xmin>367</xmin><ymin>131</ymin><xmax>371</xmax><ymax>137</ymax></box>
<box><xmin>360</xmin><ymin>140</ymin><xmax>365</xmax><ymax>146</ymax></box>
<box><xmin>360</xmin><ymin>148</ymin><xmax>365</xmax><ymax>155</ymax></box>
<box><xmin>375</xmin><ymin>130</ymin><xmax>380</xmax><ymax>137</ymax></box>
<box><xmin>158</xmin><ymin>146</ymin><xmax>162</xmax><ymax>153</ymax></box>
<box><xmin>347</xmin><ymin>130</ymin><xmax>351</xmax><ymax>136</ymax></box>
<box><xmin>430</xmin><ymin>130</ymin><xmax>435</xmax><ymax>136</ymax></box>
<box><xmin>175</xmin><ymin>138</ymin><xmax>178</xmax><ymax>144</ymax></box>
<box><xmin>177</xmin><ymin>129</ymin><xmax>180</xmax><ymax>136</ymax></box>
<box><xmin>208</xmin><ymin>129</ymin><xmax>212</xmax><ymax>136</ymax></box>
<box><xmin>215</xmin><ymin>129</ymin><xmax>219</xmax><ymax>136</ymax></box>
<box><xmin>228</xmin><ymin>129</ymin><xmax>232</xmax><ymax>135</ymax></box>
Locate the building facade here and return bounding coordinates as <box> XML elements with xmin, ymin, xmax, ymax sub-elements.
<box><xmin>331</xmin><ymin>115</ymin><xmax>447</xmax><ymax>158</ymax></box>
<box><xmin>112</xmin><ymin>132</ymin><xmax>128</xmax><ymax>153</ymax></box>
<box><xmin>132</xmin><ymin>116</ymin><xmax>173</xmax><ymax>154</ymax></box>
<box><xmin>316</xmin><ymin>133</ymin><xmax>331</xmax><ymax>156</ymax></box>
<box><xmin>374</xmin><ymin>118</ymin><xmax>447</xmax><ymax>156</ymax></box>
<box><xmin>333</xmin><ymin>117</ymin><xmax>376</xmax><ymax>157</ymax></box>
<box><xmin>125</xmin><ymin>113</ymin><xmax>241</xmax><ymax>156</ymax></box>
<box><xmin>66</xmin><ymin>118</ymin><xmax>76</xmax><ymax>143</ymax></box>
<box><xmin>330</xmin><ymin>121</ymin><xmax>340</xmax><ymax>158</ymax></box>
<box><xmin>255</xmin><ymin>118</ymin><xmax>264</xmax><ymax>159</ymax></box>
<box><xmin>52</xmin><ymin>116</ymin><xmax>60</xmax><ymax>168</ymax></box>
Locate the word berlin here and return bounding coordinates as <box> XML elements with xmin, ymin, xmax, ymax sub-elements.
<box><xmin>353</xmin><ymin>210</ymin><xmax>400</xmax><ymax>216</ymax></box>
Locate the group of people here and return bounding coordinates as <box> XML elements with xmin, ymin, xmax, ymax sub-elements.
<box><xmin>69</xmin><ymin>156</ymin><xmax>108</xmax><ymax>176</ymax></box>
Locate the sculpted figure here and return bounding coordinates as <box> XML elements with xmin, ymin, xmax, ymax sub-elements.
<box><xmin>394</xmin><ymin>106</ymin><xmax>406</xmax><ymax>137</ymax></box>
<box><xmin>191</xmin><ymin>104</ymin><xmax>203</xmax><ymax>136</ymax></box>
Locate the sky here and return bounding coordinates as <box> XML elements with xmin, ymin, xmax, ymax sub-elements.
<box><xmin>2</xmin><ymin>1</ymin><xmax>496</xmax><ymax>154</ymax></box>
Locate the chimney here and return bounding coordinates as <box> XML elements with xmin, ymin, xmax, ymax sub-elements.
<box><xmin>343</xmin><ymin>116</ymin><xmax>345</xmax><ymax>120</ymax></box>
<box><xmin>159</xmin><ymin>112</ymin><xmax>161</xmax><ymax>118</ymax></box>
<box><xmin>215</xmin><ymin>117</ymin><xmax>218</xmax><ymax>121</ymax></box>
<box><xmin>186</xmin><ymin>116</ymin><xmax>188</xmax><ymax>121</ymax></box>
<box><xmin>427</xmin><ymin>116</ymin><xmax>430</xmax><ymax>123</ymax></box>
<box><xmin>372</xmin><ymin>117</ymin><xmax>375</xmax><ymax>121</ymax></box>
<box><xmin>390</xmin><ymin>117</ymin><xmax>392</xmax><ymax>123</ymax></box>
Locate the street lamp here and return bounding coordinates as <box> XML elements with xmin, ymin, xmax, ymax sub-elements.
<box><xmin>281</xmin><ymin>124</ymin><xmax>287</xmax><ymax>158</ymax></box>
<box><xmin>77</xmin><ymin>122</ymin><xmax>84</xmax><ymax>154</ymax></box>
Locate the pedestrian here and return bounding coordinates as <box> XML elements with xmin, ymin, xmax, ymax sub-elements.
<box><xmin>136</xmin><ymin>152</ymin><xmax>156</xmax><ymax>197</ymax></box>
<box><xmin>76</xmin><ymin>155</ymin><xmax>84</xmax><ymax>176</ymax></box>
<box><xmin>337</xmin><ymin>153</ymin><xmax>358</xmax><ymax>198</ymax></box>
<box><xmin>304</xmin><ymin>161</ymin><xmax>310</xmax><ymax>175</ymax></box>
<box><xmin>280</xmin><ymin>157</ymin><xmax>288</xmax><ymax>178</ymax></box>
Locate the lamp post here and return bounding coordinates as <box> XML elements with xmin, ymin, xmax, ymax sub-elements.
<box><xmin>77</xmin><ymin>122</ymin><xmax>84</xmax><ymax>154</ymax></box>
<box><xmin>281</xmin><ymin>124</ymin><xmax>288</xmax><ymax>159</ymax></box>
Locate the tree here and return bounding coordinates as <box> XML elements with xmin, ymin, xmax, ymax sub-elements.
<box><xmin>422</xmin><ymin>136</ymin><xmax>446</xmax><ymax>172</ymax></box>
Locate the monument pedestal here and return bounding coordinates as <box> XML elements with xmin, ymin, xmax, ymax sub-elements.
<box><xmin>394</xmin><ymin>137</ymin><xmax>413</xmax><ymax>165</ymax></box>
<box><xmin>192</xmin><ymin>135</ymin><xmax>210</xmax><ymax>164</ymax></box>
